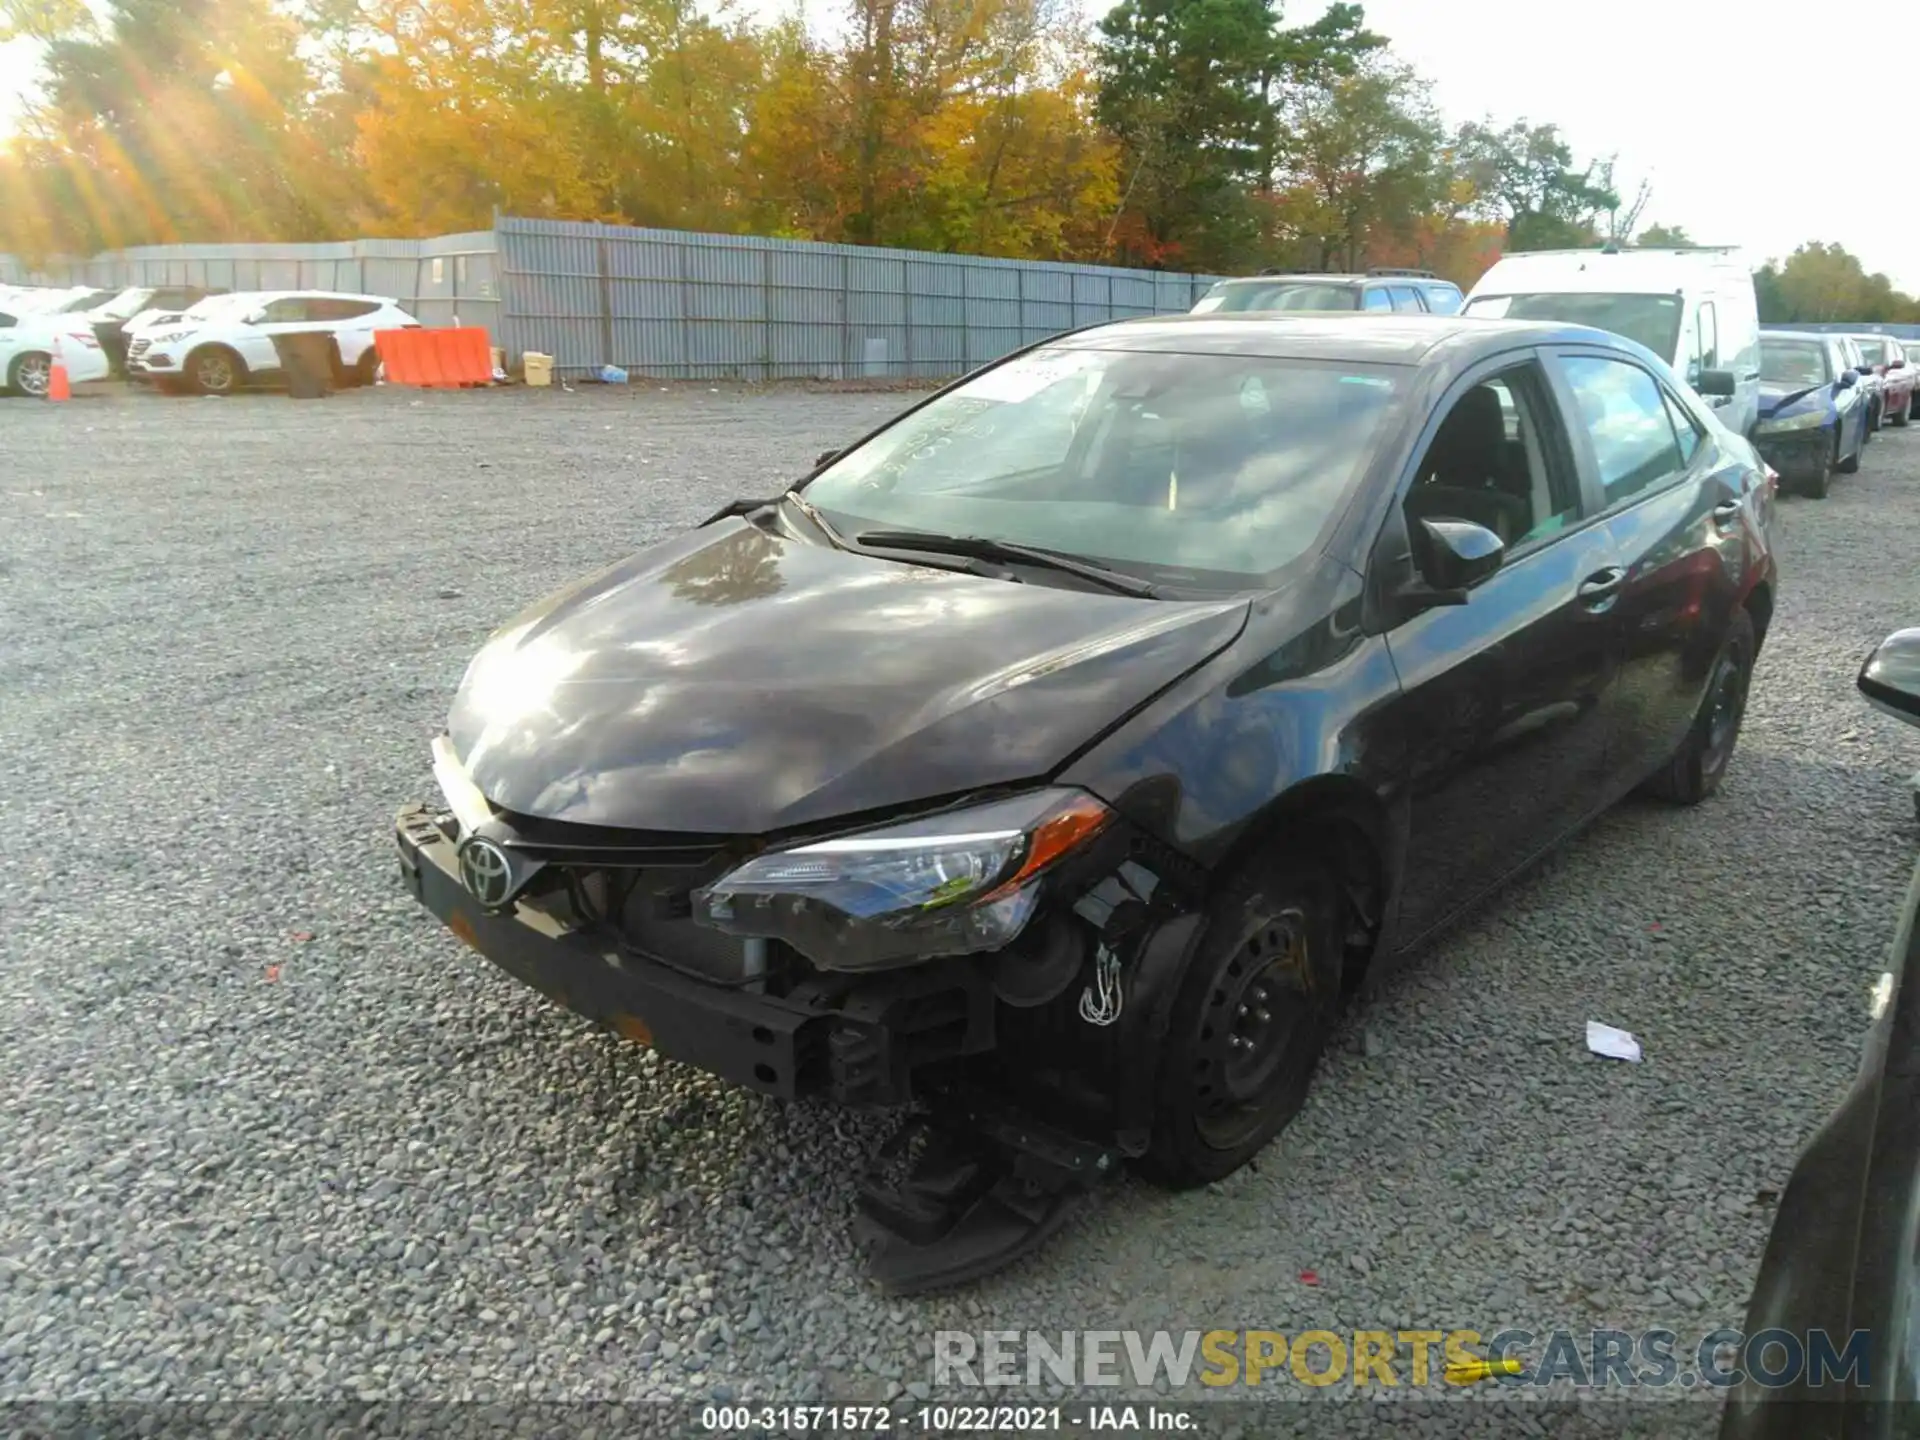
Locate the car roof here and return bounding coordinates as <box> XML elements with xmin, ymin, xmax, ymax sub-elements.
<box><xmin>1049</xmin><ymin>312</ymin><xmax>1633</xmax><ymax>367</ymax></box>
<box><xmin>1762</xmin><ymin>331</ymin><xmax>1836</xmax><ymax>343</ymax></box>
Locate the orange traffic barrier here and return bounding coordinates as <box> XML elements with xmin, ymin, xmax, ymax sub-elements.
<box><xmin>47</xmin><ymin>335</ymin><xmax>71</xmax><ymax>402</ymax></box>
<box><xmin>373</xmin><ymin>326</ymin><xmax>494</xmax><ymax>389</ymax></box>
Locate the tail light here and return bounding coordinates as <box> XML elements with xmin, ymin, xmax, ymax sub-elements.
<box><xmin>1764</xmin><ymin>465</ymin><xmax>1779</xmax><ymax>498</ymax></box>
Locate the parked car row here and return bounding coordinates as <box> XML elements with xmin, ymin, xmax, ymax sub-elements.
<box><xmin>1751</xmin><ymin>330</ymin><xmax>1913</xmax><ymax>496</ymax></box>
<box><xmin>0</xmin><ymin>282</ymin><xmax>420</xmax><ymax>396</ymax></box>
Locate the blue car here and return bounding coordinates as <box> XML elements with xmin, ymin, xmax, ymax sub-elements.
<box><xmin>1753</xmin><ymin>331</ymin><xmax>1870</xmax><ymax>499</ymax></box>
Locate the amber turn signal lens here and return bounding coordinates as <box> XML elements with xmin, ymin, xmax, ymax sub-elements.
<box><xmin>988</xmin><ymin>793</ymin><xmax>1113</xmax><ymax>897</ymax></box>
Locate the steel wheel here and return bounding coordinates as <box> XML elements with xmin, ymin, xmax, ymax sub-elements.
<box><xmin>1141</xmin><ymin>850</ymin><xmax>1344</xmax><ymax>1189</ymax></box>
<box><xmin>1195</xmin><ymin>910</ymin><xmax>1318</xmax><ymax>1150</ymax></box>
<box><xmin>11</xmin><ymin>352</ymin><xmax>51</xmax><ymax>398</ymax></box>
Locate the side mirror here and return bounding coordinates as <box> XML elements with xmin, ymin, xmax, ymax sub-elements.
<box><xmin>1403</xmin><ymin>517</ymin><xmax>1506</xmax><ymax>607</ymax></box>
<box><xmin>1860</xmin><ymin>629</ymin><xmax>1920</xmax><ymax>730</ymax></box>
<box><xmin>1697</xmin><ymin>368</ymin><xmax>1737</xmax><ymax>399</ymax></box>
<box><xmin>1839</xmin><ymin>370</ymin><xmax>1859</xmax><ymax>390</ymax></box>
<box><xmin>243</xmin><ymin>310</ymin><xmax>266</xmax><ymax>325</ymax></box>
<box><xmin>815</xmin><ymin>448</ymin><xmax>840</xmax><ymax>469</ymax></box>
<box><xmin>1889</xmin><ymin>358</ymin><xmax>1907</xmax><ymax>371</ymax></box>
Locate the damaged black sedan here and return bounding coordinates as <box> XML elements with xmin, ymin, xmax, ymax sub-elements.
<box><xmin>396</xmin><ymin>314</ymin><xmax>1777</xmax><ymax>1290</ymax></box>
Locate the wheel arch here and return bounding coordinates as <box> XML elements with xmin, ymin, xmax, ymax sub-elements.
<box><xmin>1208</xmin><ymin>773</ymin><xmax>1397</xmax><ymax>993</ymax></box>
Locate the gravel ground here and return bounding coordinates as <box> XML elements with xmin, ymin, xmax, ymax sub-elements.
<box><xmin>3</xmin><ymin>382</ymin><xmax>1919</xmax><ymax>1434</ymax></box>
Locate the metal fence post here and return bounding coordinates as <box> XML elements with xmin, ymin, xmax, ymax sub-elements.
<box><xmin>1017</xmin><ymin>266</ymin><xmax>1027</xmax><ymax>343</ymax></box>
<box><xmin>841</xmin><ymin>253</ymin><xmax>853</xmax><ymax>381</ymax></box>
<box><xmin>596</xmin><ymin>234</ymin><xmax>615</xmax><ymax>371</ymax></box>
<box><xmin>763</xmin><ymin>246</ymin><xmax>774</xmax><ymax>383</ymax></box>
<box><xmin>902</xmin><ymin>256</ymin><xmax>912</xmax><ymax>378</ymax></box>
<box><xmin>678</xmin><ymin>236</ymin><xmax>692</xmax><ymax>381</ymax></box>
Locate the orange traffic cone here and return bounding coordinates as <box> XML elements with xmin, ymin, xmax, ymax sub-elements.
<box><xmin>47</xmin><ymin>335</ymin><xmax>71</xmax><ymax>402</ymax></box>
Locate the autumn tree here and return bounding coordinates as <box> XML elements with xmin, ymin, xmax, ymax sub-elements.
<box><xmin>1262</xmin><ymin>58</ymin><xmax>1442</xmax><ymax>272</ymax></box>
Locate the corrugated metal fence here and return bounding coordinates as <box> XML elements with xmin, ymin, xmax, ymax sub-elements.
<box><xmin>3</xmin><ymin>218</ymin><xmax>1223</xmax><ymax>381</ymax></box>
<box><xmin>491</xmin><ymin>217</ymin><xmax>1221</xmax><ymax>380</ymax></box>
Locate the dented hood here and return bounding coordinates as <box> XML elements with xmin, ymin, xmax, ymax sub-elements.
<box><xmin>448</xmin><ymin>517</ymin><xmax>1250</xmax><ymax>835</ymax></box>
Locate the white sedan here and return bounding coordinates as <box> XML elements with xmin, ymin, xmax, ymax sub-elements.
<box><xmin>0</xmin><ymin>306</ymin><xmax>110</xmax><ymax>396</ymax></box>
<box><xmin>126</xmin><ymin>290</ymin><xmax>421</xmax><ymax>394</ymax></box>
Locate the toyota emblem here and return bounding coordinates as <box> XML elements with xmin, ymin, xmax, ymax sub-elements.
<box><xmin>458</xmin><ymin>837</ymin><xmax>514</xmax><ymax>908</ymax></box>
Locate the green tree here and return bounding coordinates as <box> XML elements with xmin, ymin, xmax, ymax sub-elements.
<box><xmin>1760</xmin><ymin>241</ymin><xmax>1920</xmax><ymax>323</ymax></box>
<box><xmin>1092</xmin><ymin>0</ymin><xmax>1379</xmax><ymax>269</ymax></box>
<box><xmin>1454</xmin><ymin>118</ymin><xmax>1617</xmax><ymax>250</ymax></box>
<box><xmin>1634</xmin><ymin>222</ymin><xmax>1694</xmax><ymax>247</ymax></box>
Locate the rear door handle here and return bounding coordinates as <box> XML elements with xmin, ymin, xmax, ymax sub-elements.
<box><xmin>1711</xmin><ymin>500</ymin><xmax>1742</xmax><ymax>527</ymax></box>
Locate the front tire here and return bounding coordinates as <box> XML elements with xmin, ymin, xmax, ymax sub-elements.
<box><xmin>1804</xmin><ymin>434</ymin><xmax>1836</xmax><ymax>498</ymax></box>
<box><xmin>1839</xmin><ymin>420</ymin><xmax>1863</xmax><ymax>474</ymax></box>
<box><xmin>1139</xmin><ymin>848</ymin><xmax>1343</xmax><ymax>1189</ymax></box>
<box><xmin>1644</xmin><ymin>607</ymin><xmax>1754</xmax><ymax>806</ymax></box>
<box><xmin>186</xmin><ymin>346</ymin><xmax>244</xmax><ymax>396</ymax></box>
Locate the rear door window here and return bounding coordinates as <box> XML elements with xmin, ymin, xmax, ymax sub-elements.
<box><xmin>1362</xmin><ymin>288</ymin><xmax>1393</xmax><ymax>312</ymax></box>
<box><xmin>1388</xmin><ymin>286</ymin><xmax>1424</xmax><ymax>312</ymax></box>
<box><xmin>256</xmin><ymin>298</ymin><xmax>312</xmax><ymax>323</ymax></box>
<box><xmin>1696</xmin><ymin>302</ymin><xmax>1719</xmax><ymax>371</ymax></box>
<box><xmin>1422</xmin><ymin>284</ymin><xmax>1463</xmax><ymax>316</ymax></box>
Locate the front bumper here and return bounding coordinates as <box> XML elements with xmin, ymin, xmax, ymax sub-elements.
<box><xmin>1753</xmin><ymin>424</ymin><xmax>1832</xmax><ymax>481</ymax></box>
<box><xmin>393</xmin><ymin>804</ymin><xmax>993</xmax><ymax>1103</ymax></box>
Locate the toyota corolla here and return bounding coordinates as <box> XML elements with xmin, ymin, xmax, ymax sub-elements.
<box><xmin>397</xmin><ymin>314</ymin><xmax>1777</xmax><ymax>1290</ymax></box>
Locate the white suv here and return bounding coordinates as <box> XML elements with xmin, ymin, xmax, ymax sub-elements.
<box><xmin>127</xmin><ymin>290</ymin><xmax>421</xmax><ymax>394</ymax></box>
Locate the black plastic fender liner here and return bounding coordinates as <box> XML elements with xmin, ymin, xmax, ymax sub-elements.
<box><xmin>1110</xmin><ymin>911</ymin><xmax>1207</xmax><ymax>1158</ymax></box>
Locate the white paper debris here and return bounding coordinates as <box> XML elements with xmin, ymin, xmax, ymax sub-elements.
<box><xmin>1871</xmin><ymin>972</ymin><xmax>1894</xmax><ymax>1020</ymax></box>
<box><xmin>1585</xmin><ymin>1021</ymin><xmax>1642</xmax><ymax>1063</ymax></box>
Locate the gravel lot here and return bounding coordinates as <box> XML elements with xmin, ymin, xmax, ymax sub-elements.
<box><xmin>4</xmin><ymin>382</ymin><xmax>1920</xmax><ymax>1432</ymax></box>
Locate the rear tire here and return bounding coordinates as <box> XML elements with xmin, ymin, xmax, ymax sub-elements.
<box><xmin>1644</xmin><ymin>608</ymin><xmax>1754</xmax><ymax>806</ymax></box>
<box><xmin>1894</xmin><ymin>393</ymin><xmax>1912</xmax><ymax>428</ymax></box>
<box><xmin>1139</xmin><ymin>848</ymin><xmax>1344</xmax><ymax>1189</ymax></box>
<box><xmin>6</xmin><ymin>351</ymin><xmax>52</xmax><ymax>399</ymax></box>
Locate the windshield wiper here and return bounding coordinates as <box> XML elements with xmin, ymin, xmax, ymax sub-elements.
<box><xmin>853</xmin><ymin>528</ymin><xmax>1159</xmax><ymax>597</ymax></box>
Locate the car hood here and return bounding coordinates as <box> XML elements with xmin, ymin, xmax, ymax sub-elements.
<box><xmin>447</xmin><ymin>515</ymin><xmax>1252</xmax><ymax>835</ymax></box>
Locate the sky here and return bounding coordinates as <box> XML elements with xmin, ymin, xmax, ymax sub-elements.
<box><xmin>1</xmin><ymin>0</ymin><xmax>1913</xmax><ymax>291</ymax></box>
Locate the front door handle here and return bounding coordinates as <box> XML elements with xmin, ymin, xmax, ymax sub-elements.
<box><xmin>1578</xmin><ymin>567</ymin><xmax>1626</xmax><ymax>611</ymax></box>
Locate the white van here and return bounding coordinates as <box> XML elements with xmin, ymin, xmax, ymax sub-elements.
<box><xmin>1462</xmin><ymin>247</ymin><xmax>1763</xmax><ymax>438</ymax></box>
